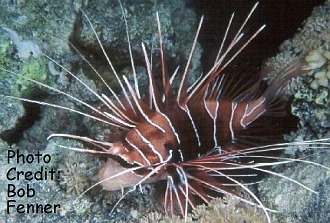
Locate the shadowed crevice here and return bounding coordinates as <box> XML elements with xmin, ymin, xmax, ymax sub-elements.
<box><xmin>0</xmin><ymin>100</ymin><xmax>42</xmax><ymax>145</ymax></box>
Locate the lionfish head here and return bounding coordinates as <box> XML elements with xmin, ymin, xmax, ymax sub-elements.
<box><xmin>97</xmin><ymin>111</ymin><xmax>179</xmax><ymax>191</ymax></box>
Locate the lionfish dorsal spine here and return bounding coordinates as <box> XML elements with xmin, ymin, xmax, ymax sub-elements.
<box><xmin>187</xmin><ymin>2</ymin><xmax>265</xmax><ymax>102</ymax></box>
<box><xmin>176</xmin><ymin>16</ymin><xmax>204</xmax><ymax>106</ymax></box>
<box><xmin>156</xmin><ymin>12</ymin><xmax>173</xmax><ymax>105</ymax></box>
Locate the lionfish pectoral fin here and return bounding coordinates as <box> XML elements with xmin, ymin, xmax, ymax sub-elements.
<box><xmin>97</xmin><ymin>158</ymin><xmax>143</xmax><ymax>191</ymax></box>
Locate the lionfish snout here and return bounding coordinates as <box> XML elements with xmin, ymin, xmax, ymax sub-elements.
<box><xmin>97</xmin><ymin>155</ymin><xmax>144</xmax><ymax>191</ymax></box>
<box><xmin>97</xmin><ymin>143</ymin><xmax>164</xmax><ymax>191</ymax></box>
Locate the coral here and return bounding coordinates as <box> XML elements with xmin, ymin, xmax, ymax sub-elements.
<box><xmin>49</xmin><ymin>139</ymin><xmax>101</xmax><ymax>198</ymax></box>
<box><xmin>58</xmin><ymin>159</ymin><xmax>92</xmax><ymax>197</ymax></box>
<box><xmin>290</xmin><ymin>0</ymin><xmax>330</xmax><ymax>54</ymax></box>
<box><xmin>140</xmin><ymin>196</ymin><xmax>266</xmax><ymax>223</ymax></box>
<box><xmin>259</xmin><ymin>1</ymin><xmax>330</xmax><ymax>222</ymax></box>
<box><xmin>305</xmin><ymin>49</ymin><xmax>330</xmax><ymax>91</ymax></box>
<box><xmin>268</xmin><ymin>0</ymin><xmax>330</xmax><ymax>139</ymax></box>
<box><xmin>305</xmin><ymin>50</ymin><xmax>327</xmax><ymax>70</ymax></box>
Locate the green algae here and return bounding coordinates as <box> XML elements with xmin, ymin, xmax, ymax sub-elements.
<box><xmin>0</xmin><ymin>36</ymin><xmax>48</xmax><ymax>97</ymax></box>
<box><xmin>314</xmin><ymin>88</ymin><xmax>328</xmax><ymax>106</ymax></box>
<box><xmin>0</xmin><ymin>37</ymin><xmax>14</xmax><ymax>70</ymax></box>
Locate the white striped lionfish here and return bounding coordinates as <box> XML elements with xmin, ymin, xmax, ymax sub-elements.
<box><xmin>3</xmin><ymin>1</ymin><xmax>329</xmax><ymax>222</ymax></box>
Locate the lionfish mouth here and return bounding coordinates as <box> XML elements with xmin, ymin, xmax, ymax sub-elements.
<box><xmin>97</xmin><ymin>157</ymin><xmax>144</xmax><ymax>191</ymax></box>
<box><xmin>1</xmin><ymin>0</ymin><xmax>329</xmax><ymax>222</ymax></box>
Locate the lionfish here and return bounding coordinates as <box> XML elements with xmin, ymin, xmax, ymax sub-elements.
<box><xmin>3</xmin><ymin>1</ymin><xmax>330</xmax><ymax>222</ymax></box>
